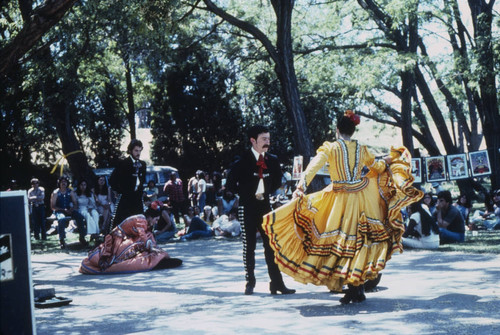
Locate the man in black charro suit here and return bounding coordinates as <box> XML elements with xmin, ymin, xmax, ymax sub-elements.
<box><xmin>109</xmin><ymin>139</ymin><xmax>147</xmax><ymax>232</ymax></box>
<box><xmin>226</xmin><ymin>125</ymin><xmax>295</xmax><ymax>295</ymax></box>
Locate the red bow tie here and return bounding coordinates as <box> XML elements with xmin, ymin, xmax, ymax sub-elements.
<box><xmin>256</xmin><ymin>154</ymin><xmax>267</xmax><ymax>178</ymax></box>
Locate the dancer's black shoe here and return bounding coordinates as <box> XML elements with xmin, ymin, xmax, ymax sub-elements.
<box><xmin>155</xmin><ymin>258</ymin><xmax>183</xmax><ymax>269</ymax></box>
<box><xmin>270</xmin><ymin>282</ymin><xmax>296</xmax><ymax>295</ymax></box>
<box><xmin>245</xmin><ymin>279</ymin><xmax>255</xmax><ymax>295</ymax></box>
<box><xmin>340</xmin><ymin>284</ymin><xmax>366</xmax><ymax>304</ymax></box>
<box><xmin>364</xmin><ymin>273</ymin><xmax>382</xmax><ymax>292</ymax></box>
<box><xmin>339</xmin><ymin>284</ymin><xmax>356</xmax><ymax>305</ymax></box>
<box><xmin>352</xmin><ymin>285</ymin><xmax>366</xmax><ymax>303</ymax></box>
<box><xmin>79</xmin><ymin>237</ymin><xmax>88</xmax><ymax>247</ymax></box>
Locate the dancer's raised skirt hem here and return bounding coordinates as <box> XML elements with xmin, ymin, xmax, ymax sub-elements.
<box><xmin>262</xmin><ymin>146</ymin><xmax>422</xmax><ymax>292</ymax></box>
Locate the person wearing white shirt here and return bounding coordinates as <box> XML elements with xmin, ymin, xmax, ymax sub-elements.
<box><xmin>403</xmin><ymin>201</ymin><xmax>440</xmax><ymax>249</ymax></box>
<box><xmin>212</xmin><ymin>208</ymin><xmax>241</xmax><ymax>237</ymax></box>
<box><xmin>28</xmin><ymin>178</ymin><xmax>46</xmax><ymax>240</ymax></box>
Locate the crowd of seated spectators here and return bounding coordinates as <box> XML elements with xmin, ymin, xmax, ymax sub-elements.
<box><xmin>8</xmin><ymin>168</ymin><xmax>500</xmax><ymax>248</ymax></box>
<box><xmin>401</xmin><ymin>186</ymin><xmax>500</xmax><ymax>249</ymax></box>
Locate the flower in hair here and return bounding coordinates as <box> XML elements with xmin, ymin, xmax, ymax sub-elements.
<box><xmin>344</xmin><ymin>109</ymin><xmax>360</xmax><ymax>125</ymax></box>
<box><xmin>150</xmin><ymin>200</ymin><xmax>164</xmax><ymax>211</ymax></box>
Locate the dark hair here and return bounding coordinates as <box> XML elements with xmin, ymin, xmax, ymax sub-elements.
<box><xmin>423</xmin><ymin>192</ymin><xmax>435</xmax><ymax>206</ymax></box>
<box><xmin>57</xmin><ymin>176</ymin><xmax>69</xmax><ymax>188</ymax></box>
<box><xmin>437</xmin><ymin>190</ymin><xmax>452</xmax><ymax>204</ymax></box>
<box><xmin>127</xmin><ymin>139</ymin><xmax>143</xmax><ymax>154</ymax></box>
<box><xmin>247</xmin><ymin>125</ymin><xmax>269</xmax><ymax>141</ymax></box>
<box><xmin>337</xmin><ymin>116</ymin><xmax>356</xmax><ymax>136</ymax></box>
<box><xmin>201</xmin><ymin>207</ymin><xmax>215</xmax><ymax>222</ymax></box>
<box><xmin>76</xmin><ymin>179</ymin><xmax>91</xmax><ymax>197</ymax></box>
<box><xmin>409</xmin><ymin>201</ymin><xmax>439</xmax><ymax>236</ymax></box>
<box><xmin>144</xmin><ymin>206</ymin><xmax>161</xmax><ymax>218</ymax></box>
<box><xmin>95</xmin><ymin>176</ymin><xmax>108</xmax><ymax>196</ymax></box>
<box><xmin>456</xmin><ymin>193</ymin><xmax>472</xmax><ymax>208</ymax></box>
<box><xmin>483</xmin><ymin>190</ymin><xmax>494</xmax><ymax>212</ymax></box>
<box><xmin>488</xmin><ymin>189</ymin><xmax>500</xmax><ymax>207</ymax></box>
<box><xmin>223</xmin><ymin>188</ymin><xmax>235</xmax><ymax>200</ymax></box>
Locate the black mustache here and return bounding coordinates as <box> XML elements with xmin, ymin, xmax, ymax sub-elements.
<box><xmin>263</xmin><ymin>144</ymin><xmax>270</xmax><ymax>148</ymax></box>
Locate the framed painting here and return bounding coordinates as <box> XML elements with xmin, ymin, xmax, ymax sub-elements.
<box><xmin>469</xmin><ymin>150</ymin><xmax>491</xmax><ymax>177</ymax></box>
<box><xmin>447</xmin><ymin>154</ymin><xmax>469</xmax><ymax>180</ymax></box>
<box><xmin>411</xmin><ymin>158</ymin><xmax>422</xmax><ymax>183</ymax></box>
<box><xmin>292</xmin><ymin>155</ymin><xmax>303</xmax><ymax>180</ymax></box>
<box><xmin>425</xmin><ymin>156</ymin><xmax>446</xmax><ymax>182</ymax></box>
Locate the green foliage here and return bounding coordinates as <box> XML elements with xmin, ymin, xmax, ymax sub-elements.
<box><xmin>150</xmin><ymin>34</ymin><xmax>245</xmax><ymax>177</ymax></box>
<box><xmin>1</xmin><ymin>0</ymin><xmax>498</xmax><ymax>190</ymax></box>
<box><xmin>0</xmin><ymin>64</ymin><xmax>59</xmax><ymax>187</ymax></box>
<box><xmin>237</xmin><ymin>65</ymin><xmax>295</xmax><ymax>162</ymax></box>
<box><xmin>76</xmin><ymin>79</ymin><xmax>124</xmax><ymax>168</ymax></box>
<box><xmin>0</xmin><ymin>1</ymin><xmax>22</xmax><ymax>48</ymax></box>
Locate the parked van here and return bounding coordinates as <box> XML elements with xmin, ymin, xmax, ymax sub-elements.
<box><xmin>94</xmin><ymin>165</ymin><xmax>178</xmax><ymax>200</ymax></box>
<box><xmin>145</xmin><ymin>165</ymin><xmax>179</xmax><ymax>199</ymax></box>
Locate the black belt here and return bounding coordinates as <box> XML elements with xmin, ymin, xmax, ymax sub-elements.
<box><xmin>32</xmin><ymin>203</ymin><xmax>45</xmax><ymax>207</ymax></box>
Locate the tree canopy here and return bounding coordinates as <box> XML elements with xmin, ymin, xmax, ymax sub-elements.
<box><xmin>1</xmin><ymin>0</ymin><xmax>498</xmax><ymax>194</ymax></box>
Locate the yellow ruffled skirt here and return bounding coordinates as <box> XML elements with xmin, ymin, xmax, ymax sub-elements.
<box><xmin>262</xmin><ymin>148</ymin><xmax>422</xmax><ymax>292</ymax></box>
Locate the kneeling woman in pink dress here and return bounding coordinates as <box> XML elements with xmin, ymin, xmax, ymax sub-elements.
<box><xmin>80</xmin><ymin>201</ymin><xmax>182</xmax><ymax>274</ymax></box>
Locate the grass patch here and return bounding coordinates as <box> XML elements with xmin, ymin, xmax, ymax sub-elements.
<box><xmin>436</xmin><ymin>230</ymin><xmax>500</xmax><ymax>254</ymax></box>
<box><xmin>30</xmin><ymin>233</ymin><xmax>98</xmax><ymax>254</ymax></box>
<box><xmin>30</xmin><ymin>231</ymin><xmax>500</xmax><ymax>255</ymax></box>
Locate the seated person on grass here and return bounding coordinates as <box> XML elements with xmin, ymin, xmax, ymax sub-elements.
<box><xmin>434</xmin><ymin>190</ymin><xmax>465</xmax><ymax>244</ymax></box>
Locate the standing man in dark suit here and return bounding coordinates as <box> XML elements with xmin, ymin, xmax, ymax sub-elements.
<box><xmin>109</xmin><ymin>139</ymin><xmax>147</xmax><ymax>232</ymax></box>
<box><xmin>226</xmin><ymin>125</ymin><xmax>295</xmax><ymax>295</ymax></box>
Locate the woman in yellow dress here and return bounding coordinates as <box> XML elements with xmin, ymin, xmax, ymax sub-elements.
<box><xmin>262</xmin><ymin>110</ymin><xmax>423</xmax><ymax>304</ymax></box>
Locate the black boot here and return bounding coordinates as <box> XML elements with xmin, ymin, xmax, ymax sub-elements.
<box><xmin>352</xmin><ymin>285</ymin><xmax>366</xmax><ymax>303</ymax></box>
<box><xmin>364</xmin><ymin>273</ymin><xmax>382</xmax><ymax>292</ymax></box>
<box><xmin>269</xmin><ymin>282</ymin><xmax>296</xmax><ymax>295</ymax></box>
<box><xmin>339</xmin><ymin>284</ymin><xmax>356</xmax><ymax>305</ymax></box>
<box><xmin>79</xmin><ymin>237</ymin><xmax>88</xmax><ymax>247</ymax></box>
<box><xmin>245</xmin><ymin>279</ymin><xmax>256</xmax><ymax>295</ymax></box>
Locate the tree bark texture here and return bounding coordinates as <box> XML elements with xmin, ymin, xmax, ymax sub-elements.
<box><xmin>467</xmin><ymin>0</ymin><xmax>499</xmax><ymax>189</ymax></box>
<box><xmin>202</xmin><ymin>0</ymin><xmax>315</xmax><ymax>159</ymax></box>
<box><xmin>270</xmin><ymin>0</ymin><xmax>315</xmax><ymax>158</ymax></box>
<box><xmin>399</xmin><ymin>3</ymin><xmax>418</xmax><ymax>153</ymax></box>
<box><xmin>125</xmin><ymin>59</ymin><xmax>137</xmax><ymax>140</ymax></box>
<box><xmin>40</xmin><ymin>49</ymin><xmax>95</xmax><ymax>186</ymax></box>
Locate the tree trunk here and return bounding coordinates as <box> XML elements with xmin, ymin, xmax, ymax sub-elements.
<box><xmin>125</xmin><ymin>59</ymin><xmax>137</xmax><ymax>140</ymax></box>
<box><xmin>0</xmin><ymin>0</ymin><xmax>78</xmax><ymax>77</ymax></box>
<box><xmin>52</xmin><ymin>103</ymin><xmax>96</xmax><ymax>185</ymax></box>
<box><xmin>400</xmin><ymin>3</ymin><xmax>418</xmax><ymax>154</ymax></box>
<box><xmin>40</xmin><ymin>49</ymin><xmax>95</xmax><ymax>186</ymax></box>
<box><xmin>400</xmin><ymin>72</ymin><xmax>414</xmax><ymax>152</ymax></box>
<box><xmin>411</xmin><ymin>96</ymin><xmax>441</xmax><ymax>156</ymax></box>
<box><xmin>468</xmin><ymin>0</ymin><xmax>500</xmax><ymax>189</ymax></box>
<box><xmin>202</xmin><ymin>0</ymin><xmax>314</xmax><ymax>159</ymax></box>
<box><xmin>271</xmin><ymin>0</ymin><xmax>315</xmax><ymax>159</ymax></box>
<box><xmin>414</xmin><ymin>67</ymin><xmax>457</xmax><ymax>154</ymax></box>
